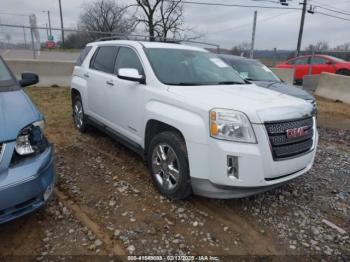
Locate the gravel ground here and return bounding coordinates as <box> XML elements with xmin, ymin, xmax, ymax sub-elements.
<box><xmin>0</xmin><ymin>87</ymin><xmax>349</xmax><ymax>260</ymax></box>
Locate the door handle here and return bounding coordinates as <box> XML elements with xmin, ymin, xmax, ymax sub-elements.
<box><xmin>106</xmin><ymin>80</ymin><xmax>114</xmax><ymax>86</ymax></box>
<box><xmin>83</xmin><ymin>73</ymin><xmax>89</xmax><ymax>78</ymax></box>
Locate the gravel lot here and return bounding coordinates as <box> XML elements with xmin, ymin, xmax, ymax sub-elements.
<box><xmin>0</xmin><ymin>87</ymin><xmax>349</xmax><ymax>260</ymax></box>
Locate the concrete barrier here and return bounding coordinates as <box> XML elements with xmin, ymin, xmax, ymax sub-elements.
<box><xmin>303</xmin><ymin>75</ymin><xmax>320</xmax><ymax>93</ymax></box>
<box><xmin>5</xmin><ymin>59</ymin><xmax>74</xmax><ymax>87</ymax></box>
<box><xmin>270</xmin><ymin>68</ymin><xmax>294</xmax><ymax>85</ymax></box>
<box><xmin>315</xmin><ymin>72</ymin><xmax>350</xmax><ymax>105</ymax></box>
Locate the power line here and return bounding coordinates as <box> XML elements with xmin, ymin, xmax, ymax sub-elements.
<box><xmin>311</xmin><ymin>0</ymin><xmax>350</xmax><ymax>14</ymax></box>
<box><xmin>166</xmin><ymin>0</ymin><xmax>302</xmax><ymax>10</ymax></box>
<box><xmin>315</xmin><ymin>5</ymin><xmax>350</xmax><ymax>17</ymax></box>
<box><xmin>316</xmin><ymin>11</ymin><xmax>350</xmax><ymax>22</ymax></box>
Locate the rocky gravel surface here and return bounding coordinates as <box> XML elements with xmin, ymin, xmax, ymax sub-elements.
<box><xmin>1</xmin><ymin>88</ymin><xmax>349</xmax><ymax>259</ymax></box>
<box><xmin>52</xmin><ymin>126</ymin><xmax>350</xmax><ymax>258</ymax></box>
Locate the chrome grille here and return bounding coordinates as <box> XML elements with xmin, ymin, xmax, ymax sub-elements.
<box><xmin>265</xmin><ymin>117</ymin><xmax>315</xmax><ymax>161</ymax></box>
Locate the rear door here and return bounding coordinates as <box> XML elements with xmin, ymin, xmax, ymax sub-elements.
<box><xmin>311</xmin><ymin>56</ymin><xmax>336</xmax><ymax>75</ymax></box>
<box><xmin>86</xmin><ymin>46</ymin><xmax>119</xmax><ymax>123</ymax></box>
<box><xmin>293</xmin><ymin>57</ymin><xmax>310</xmax><ymax>81</ymax></box>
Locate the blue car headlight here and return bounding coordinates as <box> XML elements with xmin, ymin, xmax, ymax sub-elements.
<box><xmin>14</xmin><ymin>120</ymin><xmax>48</xmax><ymax>158</ymax></box>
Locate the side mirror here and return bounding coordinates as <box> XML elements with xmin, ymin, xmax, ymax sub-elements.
<box><xmin>19</xmin><ymin>72</ymin><xmax>39</xmax><ymax>87</ymax></box>
<box><xmin>118</xmin><ymin>68</ymin><xmax>145</xmax><ymax>84</ymax></box>
<box><xmin>326</xmin><ymin>61</ymin><xmax>333</xmax><ymax>65</ymax></box>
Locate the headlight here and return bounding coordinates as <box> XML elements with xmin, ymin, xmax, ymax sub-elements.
<box><xmin>15</xmin><ymin>120</ymin><xmax>46</xmax><ymax>156</ymax></box>
<box><xmin>210</xmin><ymin>109</ymin><xmax>257</xmax><ymax>143</ymax></box>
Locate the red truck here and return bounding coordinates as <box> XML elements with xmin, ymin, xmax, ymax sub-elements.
<box><xmin>277</xmin><ymin>55</ymin><xmax>350</xmax><ymax>84</ymax></box>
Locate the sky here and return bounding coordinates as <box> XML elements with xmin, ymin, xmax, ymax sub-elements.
<box><xmin>0</xmin><ymin>0</ymin><xmax>349</xmax><ymax>50</ymax></box>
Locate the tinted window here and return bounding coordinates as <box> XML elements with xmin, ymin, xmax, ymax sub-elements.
<box><xmin>91</xmin><ymin>46</ymin><xmax>119</xmax><ymax>74</ymax></box>
<box><xmin>115</xmin><ymin>47</ymin><xmax>144</xmax><ymax>75</ymax></box>
<box><xmin>76</xmin><ymin>46</ymin><xmax>92</xmax><ymax>66</ymax></box>
<box><xmin>311</xmin><ymin>57</ymin><xmax>327</xmax><ymax>65</ymax></box>
<box><xmin>146</xmin><ymin>48</ymin><xmax>245</xmax><ymax>86</ymax></box>
<box><xmin>295</xmin><ymin>57</ymin><xmax>309</xmax><ymax>65</ymax></box>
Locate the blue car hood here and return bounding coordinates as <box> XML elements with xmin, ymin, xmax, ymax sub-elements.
<box><xmin>0</xmin><ymin>90</ymin><xmax>41</xmax><ymax>142</ymax></box>
<box><xmin>252</xmin><ymin>81</ymin><xmax>315</xmax><ymax>101</ymax></box>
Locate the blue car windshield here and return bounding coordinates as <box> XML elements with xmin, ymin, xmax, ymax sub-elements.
<box><xmin>0</xmin><ymin>58</ymin><xmax>18</xmax><ymax>90</ymax></box>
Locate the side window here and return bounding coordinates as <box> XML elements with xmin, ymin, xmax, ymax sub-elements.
<box><xmin>115</xmin><ymin>47</ymin><xmax>144</xmax><ymax>75</ymax></box>
<box><xmin>295</xmin><ymin>57</ymin><xmax>309</xmax><ymax>65</ymax></box>
<box><xmin>76</xmin><ymin>46</ymin><xmax>92</xmax><ymax>66</ymax></box>
<box><xmin>91</xmin><ymin>46</ymin><xmax>119</xmax><ymax>74</ymax></box>
<box><xmin>311</xmin><ymin>57</ymin><xmax>327</xmax><ymax>65</ymax></box>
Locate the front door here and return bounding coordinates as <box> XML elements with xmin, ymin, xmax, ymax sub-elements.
<box><xmin>103</xmin><ymin>46</ymin><xmax>146</xmax><ymax>146</ymax></box>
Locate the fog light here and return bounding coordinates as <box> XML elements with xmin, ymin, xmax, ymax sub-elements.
<box><xmin>227</xmin><ymin>156</ymin><xmax>239</xmax><ymax>179</ymax></box>
<box><xmin>44</xmin><ymin>183</ymin><xmax>54</xmax><ymax>201</ymax></box>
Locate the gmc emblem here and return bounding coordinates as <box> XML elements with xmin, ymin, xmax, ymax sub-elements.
<box><xmin>286</xmin><ymin>126</ymin><xmax>309</xmax><ymax>139</ymax></box>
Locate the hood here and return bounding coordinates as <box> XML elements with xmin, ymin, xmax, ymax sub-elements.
<box><xmin>168</xmin><ymin>84</ymin><xmax>313</xmax><ymax>123</ymax></box>
<box><xmin>0</xmin><ymin>90</ymin><xmax>41</xmax><ymax>142</ymax></box>
<box><xmin>252</xmin><ymin>81</ymin><xmax>315</xmax><ymax>101</ymax></box>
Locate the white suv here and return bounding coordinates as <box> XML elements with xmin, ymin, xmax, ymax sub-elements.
<box><xmin>71</xmin><ymin>40</ymin><xmax>318</xmax><ymax>199</ymax></box>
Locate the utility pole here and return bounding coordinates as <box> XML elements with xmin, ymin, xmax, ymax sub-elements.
<box><xmin>250</xmin><ymin>10</ymin><xmax>257</xmax><ymax>59</ymax></box>
<box><xmin>58</xmin><ymin>0</ymin><xmax>65</xmax><ymax>47</ymax></box>
<box><xmin>296</xmin><ymin>0</ymin><xmax>307</xmax><ymax>57</ymax></box>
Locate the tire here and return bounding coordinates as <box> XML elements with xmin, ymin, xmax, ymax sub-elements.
<box><xmin>147</xmin><ymin>131</ymin><xmax>192</xmax><ymax>200</ymax></box>
<box><xmin>336</xmin><ymin>69</ymin><xmax>350</xmax><ymax>76</ymax></box>
<box><xmin>72</xmin><ymin>94</ymin><xmax>89</xmax><ymax>133</ymax></box>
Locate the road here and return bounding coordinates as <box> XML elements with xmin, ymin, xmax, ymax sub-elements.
<box><xmin>0</xmin><ymin>48</ymin><xmax>80</xmax><ymax>61</ymax></box>
<box><xmin>0</xmin><ymin>87</ymin><xmax>349</xmax><ymax>259</ymax></box>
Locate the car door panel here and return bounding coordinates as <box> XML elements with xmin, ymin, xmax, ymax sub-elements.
<box><xmin>86</xmin><ymin>46</ymin><xmax>119</xmax><ymax>123</ymax></box>
<box><xmin>102</xmin><ymin>46</ymin><xmax>145</xmax><ymax>146</ymax></box>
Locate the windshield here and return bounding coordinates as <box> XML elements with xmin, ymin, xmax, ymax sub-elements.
<box><xmin>228</xmin><ymin>59</ymin><xmax>281</xmax><ymax>82</ymax></box>
<box><xmin>145</xmin><ymin>48</ymin><xmax>245</xmax><ymax>86</ymax></box>
<box><xmin>325</xmin><ymin>56</ymin><xmax>346</xmax><ymax>63</ymax></box>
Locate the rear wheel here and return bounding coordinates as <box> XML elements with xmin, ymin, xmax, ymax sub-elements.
<box><xmin>72</xmin><ymin>95</ymin><xmax>89</xmax><ymax>133</ymax></box>
<box><xmin>336</xmin><ymin>69</ymin><xmax>350</xmax><ymax>76</ymax></box>
<box><xmin>148</xmin><ymin>131</ymin><xmax>192</xmax><ymax>200</ymax></box>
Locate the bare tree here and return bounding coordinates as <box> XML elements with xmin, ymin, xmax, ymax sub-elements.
<box><xmin>333</xmin><ymin>42</ymin><xmax>350</xmax><ymax>51</ymax></box>
<box><xmin>305</xmin><ymin>41</ymin><xmax>329</xmax><ymax>52</ymax></box>
<box><xmin>134</xmin><ymin>0</ymin><xmax>185</xmax><ymax>40</ymax></box>
<box><xmin>79</xmin><ymin>0</ymin><xmax>137</xmax><ymax>35</ymax></box>
<box><xmin>230</xmin><ymin>42</ymin><xmax>251</xmax><ymax>56</ymax></box>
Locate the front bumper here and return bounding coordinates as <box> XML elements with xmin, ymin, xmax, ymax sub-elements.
<box><xmin>0</xmin><ymin>145</ymin><xmax>55</xmax><ymax>224</ymax></box>
<box><xmin>187</xmin><ymin>123</ymin><xmax>318</xmax><ymax>199</ymax></box>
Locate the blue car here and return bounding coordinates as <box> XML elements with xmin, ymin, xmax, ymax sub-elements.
<box><xmin>0</xmin><ymin>56</ymin><xmax>55</xmax><ymax>224</ymax></box>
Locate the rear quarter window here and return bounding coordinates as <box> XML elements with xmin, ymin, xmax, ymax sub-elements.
<box><xmin>76</xmin><ymin>46</ymin><xmax>92</xmax><ymax>66</ymax></box>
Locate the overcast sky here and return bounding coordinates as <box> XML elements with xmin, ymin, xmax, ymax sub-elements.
<box><xmin>0</xmin><ymin>0</ymin><xmax>349</xmax><ymax>50</ymax></box>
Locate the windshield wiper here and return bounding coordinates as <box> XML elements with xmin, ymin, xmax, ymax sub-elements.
<box><xmin>165</xmin><ymin>82</ymin><xmax>205</xmax><ymax>86</ymax></box>
<box><xmin>217</xmin><ymin>81</ymin><xmax>245</xmax><ymax>85</ymax></box>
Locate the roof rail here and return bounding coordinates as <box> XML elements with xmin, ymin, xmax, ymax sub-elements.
<box><xmin>95</xmin><ymin>34</ymin><xmax>221</xmax><ymax>53</ymax></box>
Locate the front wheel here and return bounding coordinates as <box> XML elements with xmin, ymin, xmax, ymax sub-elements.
<box><xmin>148</xmin><ymin>131</ymin><xmax>192</xmax><ymax>200</ymax></box>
